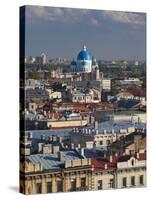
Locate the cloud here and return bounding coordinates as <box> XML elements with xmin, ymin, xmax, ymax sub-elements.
<box><xmin>102</xmin><ymin>11</ymin><xmax>146</xmax><ymax>25</ymax></box>
<box><xmin>26</xmin><ymin>6</ymin><xmax>145</xmax><ymax>29</ymax></box>
<box><xmin>27</xmin><ymin>6</ymin><xmax>64</xmax><ymax>22</ymax></box>
<box><xmin>27</xmin><ymin>6</ymin><xmax>101</xmax><ymax>27</ymax></box>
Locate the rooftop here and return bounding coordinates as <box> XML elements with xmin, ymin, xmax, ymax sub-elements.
<box><xmin>26</xmin><ymin>150</ymin><xmax>83</xmax><ymax>170</ymax></box>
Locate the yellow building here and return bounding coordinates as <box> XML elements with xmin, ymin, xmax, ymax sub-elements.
<box><xmin>20</xmin><ymin>151</ymin><xmax>92</xmax><ymax>194</ymax></box>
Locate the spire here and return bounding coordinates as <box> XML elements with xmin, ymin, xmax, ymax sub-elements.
<box><xmin>83</xmin><ymin>44</ymin><xmax>87</xmax><ymax>51</ymax></box>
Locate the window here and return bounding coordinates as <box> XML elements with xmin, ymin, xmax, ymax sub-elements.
<box><xmin>80</xmin><ymin>177</ymin><xmax>86</xmax><ymax>190</ymax></box>
<box><xmin>36</xmin><ymin>183</ymin><xmax>42</xmax><ymax>194</ymax></box>
<box><xmin>106</xmin><ymin>140</ymin><xmax>110</xmax><ymax>145</ymax></box>
<box><xmin>122</xmin><ymin>177</ymin><xmax>127</xmax><ymax>187</ymax></box>
<box><xmin>98</xmin><ymin>180</ymin><xmax>102</xmax><ymax>190</ymax></box>
<box><xmin>131</xmin><ymin>176</ymin><xmax>135</xmax><ymax>186</ymax></box>
<box><xmin>109</xmin><ymin>179</ymin><xmax>114</xmax><ymax>188</ymax></box>
<box><xmin>139</xmin><ymin>175</ymin><xmax>144</xmax><ymax>185</ymax></box>
<box><xmin>47</xmin><ymin>182</ymin><xmax>52</xmax><ymax>193</ymax></box>
<box><xmin>57</xmin><ymin>180</ymin><xmax>63</xmax><ymax>192</ymax></box>
<box><xmin>70</xmin><ymin>179</ymin><xmax>76</xmax><ymax>191</ymax></box>
<box><xmin>100</xmin><ymin>141</ymin><xmax>103</xmax><ymax>145</ymax></box>
<box><xmin>131</xmin><ymin>159</ymin><xmax>134</xmax><ymax>166</ymax></box>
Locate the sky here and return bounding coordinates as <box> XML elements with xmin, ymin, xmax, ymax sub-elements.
<box><xmin>25</xmin><ymin>5</ymin><xmax>146</xmax><ymax>61</ymax></box>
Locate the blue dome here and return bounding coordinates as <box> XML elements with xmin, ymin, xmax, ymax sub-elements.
<box><xmin>71</xmin><ymin>60</ymin><xmax>77</xmax><ymax>66</ymax></box>
<box><xmin>92</xmin><ymin>60</ymin><xmax>97</xmax><ymax>65</ymax></box>
<box><xmin>77</xmin><ymin>45</ymin><xmax>91</xmax><ymax>61</ymax></box>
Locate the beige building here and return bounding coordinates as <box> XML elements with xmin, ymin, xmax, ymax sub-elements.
<box><xmin>115</xmin><ymin>153</ymin><xmax>146</xmax><ymax>188</ymax></box>
<box><xmin>20</xmin><ymin>149</ymin><xmax>146</xmax><ymax>194</ymax></box>
<box><xmin>20</xmin><ymin>150</ymin><xmax>92</xmax><ymax>194</ymax></box>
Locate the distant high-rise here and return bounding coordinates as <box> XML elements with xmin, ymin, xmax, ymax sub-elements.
<box><xmin>41</xmin><ymin>53</ymin><xmax>47</xmax><ymax>65</ymax></box>
<box><xmin>35</xmin><ymin>53</ymin><xmax>47</xmax><ymax>65</ymax></box>
<box><xmin>27</xmin><ymin>56</ymin><xmax>36</xmax><ymax>64</ymax></box>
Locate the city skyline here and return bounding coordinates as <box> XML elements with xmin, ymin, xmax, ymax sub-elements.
<box><xmin>25</xmin><ymin>6</ymin><xmax>146</xmax><ymax>61</ymax></box>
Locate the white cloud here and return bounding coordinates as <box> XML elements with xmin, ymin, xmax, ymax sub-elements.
<box><xmin>27</xmin><ymin>6</ymin><xmax>101</xmax><ymax>27</ymax></box>
<box><xmin>27</xmin><ymin>6</ymin><xmax>145</xmax><ymax>28</ymax></box>
<box><xmin>27</xmin><ymin>6</ymin><xmax>64</xmax><ymax>22</ymax></box>
<box><xmin>102</xmin><ymin>11</ymin><xmax>146</xmax><ymax>25</ymax></box>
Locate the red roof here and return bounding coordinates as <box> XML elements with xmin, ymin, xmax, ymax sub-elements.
<box><xmin>91</xmin><ymin>152</ymin><xmax>146</xmax><ymax>171</ymax></box>
<box><xmin>137</xmin><ymin>153</ymin><xmax>146</xmax><ymax>161</ymax></box>
<box><xmin>117</xmin><ymin>155</ymin><xmax>131</xmax><ymax>162</ymax></box>
<box><xmin>91</xmin><ymin>157</ymin><xmax>116</xmax><ymax>171</ymax></box>
<box><xmin>127</xmin><ymin>87</ymin><xmax>146</xmax><ymax>97</ymax></box>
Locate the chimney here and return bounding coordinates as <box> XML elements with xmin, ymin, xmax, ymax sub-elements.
<box><xmin>88</xmin><ymin>129</ymin><xmax>92</xmax><ymax>135</ymax></box>
<box><xmin>42</xmin><ymin>144</ymin><xmax>52</xmax><ymax>154</ymax></box>
<box><xmin>41</xmin><ymin>135</ymin><xmax>45</xmax><ymax>141</ymax></box>
<box><xmin>81</xmin><ymin>148</ymin><xmax>85</xmax><ymax>157</ymax></box>
<box><xmin>109</xmin><ymin>155</ymin><xmax>113</xmax><ymax>162</ymax></box>
<box><xmin>71</xmin><ymin>143</ymin><xmax>74</xmax><ymax>149</ymax></box>
<box><xmin>96</xmin><ymin>129</ymin><xmax>99</xmax><ymax>135</ymax></box>
<box><xmin>104</xmin><ymin>153</ymin><xmax>107</xmax><ymax>158</ymax></box>
<box><xmin>76</xmin><ymin>128</ymin><xmax>79</xmax><ymax>133</ymax></box>
<box><xmin>111</xmin><ymin>129</ymin><xmax>114</xmax><ymax>134</ymax></box>
<box><xmin>136</xmin><ymin>152</ymin><xmax>140</xmax><ymax>159</ymax></box>
<box><xmin>59</xmin><ymin>137</ymin><xmax>62</xmax><ymax>143</ymax></box>
<box><xmin>52</xmin><ymin>145</ymin><xmax>60</xmax><ymax>154</ymax></box>
<box><xmin>85</xmin><ymin>129</ymin><xmax>88</xmax><ymax>134</ymax></box>
<box><xmin>90</xmin><ymin>115</ymin><xmax>95</xmax><ymax>124</ymax></box>
<box><xmin>52</xmin><ymin>135</ymin><xmax>57</xmax><ymax>142</ymax></box>
<box><xmin>58</xmin><ymin>151</ymin><xmax>64</xmax><ymax>161</ymax></box>
<box><xmin>93</xmin><ymin>143</ymin><xmax>96</xmax><ymax>153</ymax></box>
<box><xmin>47</xmin><ymin>136</ymin><xmax>52</xmax><ymax>142</ymax></box>
<box><xmin>38</xmin><ymin>143</ymin><xmax>43</xmax><ymax>153</ymax></box>
<box><xmin>95</xmin><ymin>121</ymin><xmax>98</xmax><ymax>129</ymax></box>
<box><xmin>28</xmin><ymin>131</ymin><xmax>32</xmax><ymax>139</ymax></box>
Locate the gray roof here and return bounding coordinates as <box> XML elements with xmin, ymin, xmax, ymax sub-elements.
<box><xmin>26</xmin><ymin>150</ymin><xmax>82</xmax><ymax>170</ymax></box>
<box><xmin>25</xmin><ymin>128</ymin><xmax>72</xmax><ymax>139</ymax></box>
<box><xmin>75</xmin><ymin>119</ymin><xmax>146</xmax><ymax>135</ymax></box>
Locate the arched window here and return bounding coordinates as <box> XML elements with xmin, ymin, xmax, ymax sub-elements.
<box><xmin>131</xmin><ymin>159</ymin><xmax>134</xmax><ymax>166</ymax></box>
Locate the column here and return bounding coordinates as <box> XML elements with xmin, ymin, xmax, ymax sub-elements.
<box><xmin>52</xmin><ymin>175</ymin><xmax>57</xmax><ymax>193</ymax></box>
<box><xmin>41</xmin><ymin>175</ymin><xmax>46</xmax><ymax>193</ymax></box>
<box><xmin>76</xmin><ymin>172</ymin><xmax>81</xmax><ymax>190</ymax></box>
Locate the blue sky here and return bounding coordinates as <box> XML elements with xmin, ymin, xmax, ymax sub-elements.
<box><xmin>25</xmin><ymin>5</ymin><xmax>146</xmax><ymax>61</ymax></box>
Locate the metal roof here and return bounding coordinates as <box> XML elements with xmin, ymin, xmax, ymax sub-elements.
<box><xmin>26</xmin><ymin>150</ymin><xmax>82</xmax><ymax>170</ymax></box>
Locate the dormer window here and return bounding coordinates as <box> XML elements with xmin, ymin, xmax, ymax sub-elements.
<box><xmin>131</xmin><ymin>159</ymin><xmax>134</xmax><ymax>166</ymax></box>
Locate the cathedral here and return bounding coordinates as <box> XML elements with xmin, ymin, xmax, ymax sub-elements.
<box><xmin>70</xmin><ymin>45</ymin><xmax>103</xmax><ymax>81</ymax></box>
<box><xmin>70</xmin><ymin>45</ymin><xmax>99</xmax><ymax>73</ymax></box>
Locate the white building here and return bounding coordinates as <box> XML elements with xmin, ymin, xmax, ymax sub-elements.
<box><xmin>45</xmin><ymin>89</ymin><xmax>62</xmax><ymax>101</ymax></box>
<box><xmin>71</xmin><ymin>88</ymin><xmax>101</xmax><ymax>103</ymax></box>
